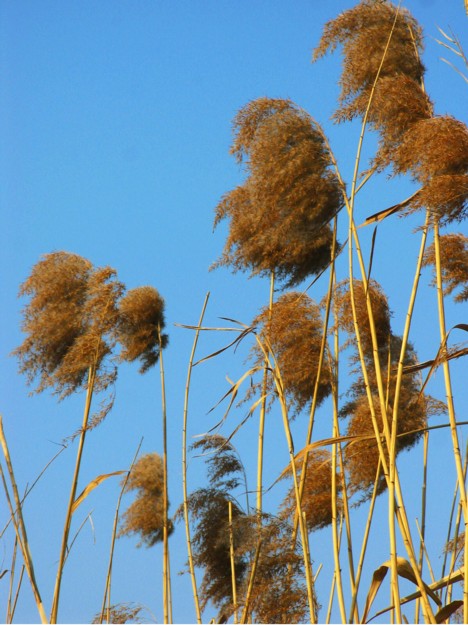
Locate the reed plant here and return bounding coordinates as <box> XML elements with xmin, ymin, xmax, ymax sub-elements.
<box><xmin>2</xmin><ymin>1</ymin><xmax>468</xmax><ymax>623</ymax></box>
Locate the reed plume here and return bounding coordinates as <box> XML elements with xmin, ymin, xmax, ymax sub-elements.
<box><xmin>423</xmin><ymin>233</ymin><xmax>468</xmax><ymax>303</ymax></box>
<box><xmin>342</xmin><ymin>337</ymin><xmax>442</xmax><ymax>499</ymax></box>
<box><xmin>249</xmin><ymin>292</ymin><xmax>332</xmax><ymax>415</ymax></box>
<box><xmin>313</xmin><ymin>1</ymin><xmax>424</xmax><ymax>115</ymax></box>
<box><xmin>180</xmin><ymin>435</ymin><xmax>249</xmax><ymax>619</ymax></box>
<box><xmin>14</xmin><ymin>252</ymin><xmax>123</xmax><ymax>399</ymax></box>
<box><xmin>116</xmin><ymin>286</ymin><xmax>168</xmax><ymax>372</ymax></box>
<box><xmin>213</xmin><ymin>97</ymin><xmax>342</xmax><ymax>287</ymax></box>
<box><xmin>118</xmin><ymin>453</ymin><xmax>173</xmax><ymax>547</ymax></box>
<box><xmin>333</xmin><ymin>278</ymin><xmax>392</xmax><ymax>359</ymax></box>
<box><xmin>281</xmin><ymin>450</ymin><xmax>340</xmax><ymax>532</ymax></box>
<box><xmin>238</xmin><ymin>514</ymin><xmax>310</xmax><ymax>624</ymax></box>
<box><xmin>393</xmin><ymin>116</ymin><xmax>468</xmax><ymax>224</ymax></box>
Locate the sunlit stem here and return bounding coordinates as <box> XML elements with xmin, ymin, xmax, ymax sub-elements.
<box><xmin>291</xmin><ymin>218</ymin><xmax>337</xmax><ymax>547</ymax></box>
<box><xmin>158</xmin><ymin>326</ymin><xmax>171</xmax><ymax>625</ymax></box>
<box><xmin>256</xmin><ymin>335</ymin><xmax>316</xmax><ymax>622</ymax></box>
<box><xmin>433</xmin><ymin>217</ymin><xmax>468</xmax><ymax>623</ymax></box>
<box><xmin>0</xmin><ymin>419</ymin><xmax>47</xmax><ymax>625</ymax></box>
<box><xmin>50</xmin><ymin>364</ymin><xmax>96</xmax><ymax>624</ymax></box>
<box><xmin>414</xmin><ymin>431</ymin><xmax>429</xmax><ymax>625</ymax></box>
<box><xmin>99</xmin><ymin>439</ymin><xmax>143</xmax><ymax>624</ymax></box>
<box><xmin>256</xmin><ymin>271</ymin><xmax>275</xmax><ymax>516</ymax></box>
<box><xmin>228</xmin><ymin>500</ymin><xmax>238</xmax><ymax>624</ymax></box>
<box><xmin>181</xmin><ymin>293</ymin><xmax>209</xmax><ymax>625</ymax></box>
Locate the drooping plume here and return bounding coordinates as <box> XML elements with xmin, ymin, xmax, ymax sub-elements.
<box><xmin>249</xmin><ymin>292</ymin><xmax>332</xmax><ymax>415</ymax></box>
<box><xmin>13</xmin><ymin>252</ymin><xmax>124</xmax><ymax>399</ymax></box>
<box><xmin>280</xmin><ymin>450</ymin><xmax>340</xmax><ymax>532</ymax></box>
<box><xmin>119</xmin><ymin>453</ymin><xmax>173</xmax><ymax>547</ymax></box>
<box><xmin>423</xmin><ymin>233</ymin><xmax>468</xmax><ymax>302</ymax></box>
<box><xmin>214</xmin><ymin>97</ymin><xmax>342</xmax><ymax>287</ymax></box>
<box><xmin>116</xmin><ymin>286</ymin><xmax>168</xmax><ymax>373</ymax></box>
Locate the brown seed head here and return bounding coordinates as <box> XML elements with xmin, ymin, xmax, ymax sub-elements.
<box><xmin>313</xmin><ymin>0</ymin><xmax>424</xmax><ymax>117</ymax></box>
<box><xmin>117</xmin><ymin>286</ymin><xmax>168</xmax><ymax>373</ymax></box>
<box><xmin>250</xmin><ymin>292</ymin><xmax>332</xmax><ymax>415</ymax></box>
<box><xmin>423</xmin><ymin>233</ymin><xmax>468</xmax><ymax>302</ymax></box>
<box><xmin>214</xmin><ymin>97</ymin><xmax>342</xmax><ymax>287</ymax></box>
<box><xmin>333</xmin><ymin>279</ymin><xmax>392</xmax><ymax>359</ymax></box>
<box><xmin>281</xmin><ymin>449</ymin><xmax>340</xmax><ymax>532</ymax></box>
<box><xmin>13</xmin><ymin>252</ymin><xmax>123</xmax><ymax>399</ymax></box>
<box><xmin>119</xmin><ymin>453</ymin><xmax>172</xmax><ymax>548</ymax></box>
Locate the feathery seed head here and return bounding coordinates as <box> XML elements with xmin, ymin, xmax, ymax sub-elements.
<box><xmin>423</xmin><ymin>233</ymin><xmax>468</xmax><ymax>302</ymax></box>
<box><xmin>313</xmin><ymin>1</ymin><xmax>424</xmax><ymax>117</ymax></box>
<box><xmin>13</xmin><ymin>252</ymin><xmax>123</xmax><ymax>399</ymax></box>
<box><xmin>117</xmin><ymin>286</ymin><xmax>168</xmax><ymax>373</ymax></box>
<box><xmin>214</xmin><ymin>97</ymin><xmax>342</xmax><ymax>287</ymax></box>
<box><xmin>119</xmin><ymin>453</ymin><xmax>172</xmax><ymax>548</ymax></box>
<box><xmin>333</xmin><ymin>279</ymin><xmax>392</xmax><ymax>358</ymax></box>
<box><xmin>250</xmin><ymin>292</ymin><xmax>332</xmax><ymax>415</ymax></box>
<box><xmin>281</xmin><ymin>449</ymin><xmax>340</xmax><ymax>532</ymax></box>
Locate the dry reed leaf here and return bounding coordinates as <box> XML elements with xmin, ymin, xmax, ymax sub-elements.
<box><xmin>362</xmin><ymin>557</ymin><xmax>440</xmax><ymax>623</ymax></box>
<box><xmin>435</xmin><ymin>600</ymin><xmax>464</xmax><ymax>624</ymax></box>
<box><xmin>72</xmin><ymin>471</ymin><xmax>127</xmax><ymax>514</ymax></box>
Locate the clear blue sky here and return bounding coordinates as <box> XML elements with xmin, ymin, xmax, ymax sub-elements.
<box><xmin>1</xmin><ymin>1</ymin><xmax>467</xmax><ymax>623</ymax></box>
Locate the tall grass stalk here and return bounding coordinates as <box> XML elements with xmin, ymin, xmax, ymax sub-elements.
<box><xmin>433</xmin><ymin>218</ymin><xmax>468</xmax><ymax>621</ymax></box>
<box><xmin>181</xmin><ymin>294</ymin><xmax>209</xmax><ymax>625</ymax></box>
<box><xmin>256</xmin><ymin>336</ymin><xmax>316</xmax><ymax>622</ymax></box>
<box><xmin>0</xmin><ymin>417</ymin><xmax>48</xmax><ymax>624</ymax></box>
<box><xmin>331</xmin><ymin>294</ymin><xmax>347</xmax><ymax>623</ymax></box>
<box><xmin>348</xmin><ymin>461</ymin><xmax>381</xmax><ymax>622</ymax></box>
<box><xmin>256</xmin><ymin>271</ymin><xmax>275</xmax><ymax>517</ymax></box>
<box><xmin>228</xmin><ymin>500</ymin><xmax>238</xmax><ymax>624</ymax></box>
<box><xmin>99</xmin><ymin>439</ymin><xmax>143</xmax><ymax>624</ymax></box>
<box><xmin>291</xmin><ymin>218</ymin><xmax>337</xmax><ymax>547</ymax></box>
<box><xmin>50</xmin><ymin>364</ymin><xmax>96</xmax><ymax>623</ymax></box>
<box><xmin>414</xmin><ymin>430</ymin><xmax>429</xmax><ymax>624</ymax></box>
<box><xmin>158</xmin><ymin>325</ymin><xmax>171</xmax><ymax>624</ymax></box>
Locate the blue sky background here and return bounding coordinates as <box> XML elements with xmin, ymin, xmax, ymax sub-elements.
<box><xmin>0</xmin><ymin>1</ymin><xmax>467</xmax><ymax>623</ymax></box>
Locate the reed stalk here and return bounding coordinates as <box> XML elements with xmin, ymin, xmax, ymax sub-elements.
<box><xmin>181</xmin><ymin>294</ymin><xmax>209</xmax><ymax>625</ymax></box>
<box><xmin>291</xmin><ymin>217</ymin><xmax>337</xmax><ymax>547</ymax></box>
<box><xmin>432</xmin><ymin>217</ymin><xmax>468</xmax><ymax>622</ymax></box>
<box><xmin>98</xmin><ymin>439</ymin><xmax>143</xmax><ymax>624</ymax></box>
<box><xmin>256</xmin><ymin>271</ymin><xmax>275</xmax><ymax>517</ymax></box>
<box><xmin>256</xmin><ymin>337</ymin><xmax>316</xmax><ymax>622</ymax></box>
<box><xmin>158</xmin><ymin>325</ymin><xmax>171</xmax><ymax>624</ymax></box>
<box><xmin>0</xmin><ymin>417</ymin><xmax>48</xmax><ymax>624</ymax></box>
<box><xmin>228</xmin><ymin>500</ymin><xmax>238</xmax><ymax>624</ymax></box>
<box><xmin>414</xmin><ymin>430</ymin><xmax>429</xmax><ymax>624</ymax></box>
<box><xmin>331</xmin><ymin>294</ymin><xmax>346</xmax><ymax>623</ymax></box>
<box><xmin>50</xmin><ymin>364</ymin><xmax>96</xmax><ymax>623</ymax></box>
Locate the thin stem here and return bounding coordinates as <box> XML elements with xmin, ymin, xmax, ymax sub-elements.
<box><xmin>0</xmin><ymin>417</ymin><xmax>48</xmax><ymax>624</ymax></box>
<box><xmin>99</xmin><ymin>439</ymin><xmax>143</xmax><ymax>624</ymax></box>
<box><xmin>414</xmin><ymin>430</ymin><xmax>429</xmax><ymax>624</ymax></box>
<box><xmin>228</xmin><ymin>500</ymin><xmax>238</xmax><ymax>624</ymax></box>
<box><xmin>433</xmin><ymin>217</ymin><xmax>468</xmax><ymax>622</ymax></box>
<box><xmin>50</xmin><ymin>364</ymin><xmax>96</xmax><ymax>624</ymax></box>
<box><xmin>182</xmin><ymin>293</ymin><xmax>209</xmax><ymax>625</ymax></box>
<box><xmin>158</xmin><ymin>327</ymin><xmax>171</xmax><ymax>625</ymax></box>
<box><xmin>256</xmin><ymin>271</ymin><xmax>275</xmax><ymax>516</ymax></box>
<box><xmin>331</xmin><ymin>292</ymin><xmax>347</xmax><ymax>623</ymax></box>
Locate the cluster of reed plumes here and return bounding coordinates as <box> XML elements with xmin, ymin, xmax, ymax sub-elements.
<box><xmin>2</xmin><ymin>1</ymin><xmax>468</xmax><ymax>624</ymax></box>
